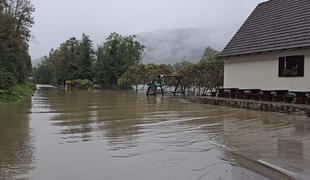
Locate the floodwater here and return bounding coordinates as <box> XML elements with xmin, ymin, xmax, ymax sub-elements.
<box><xmin>0</xmin><ymin>85</ymin><xmax>309</xmax><ymax>180</ymax></box>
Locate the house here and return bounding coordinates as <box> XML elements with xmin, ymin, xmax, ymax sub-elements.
<box><xmin>221</xmin><ymin>0</ymin><xmax>310</xmax><ymax>92</ymax></box>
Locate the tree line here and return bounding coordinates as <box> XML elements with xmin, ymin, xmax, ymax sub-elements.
<box><xmin>118</xmin><ymin>47</ymin><xmax>224</xmax><ymax>96</ymax></box>
<box><xmin>35</xmin><ymin>32</ymin><xmax>223</xmax><ymax>95</ymax></box>
<box><xmin>0</xmin><ymin>1</ymin><xmax>223</xmax><ymax>96</ymax></box>
<box><xmin>34</xmin><ymin>33</ymin><xmax>145</xmax><ymax>88</ymax></box>
<box><xmin>0</xmin><ymin>0</ymin><xmax>35</xmax><ymax>90</ymax></box>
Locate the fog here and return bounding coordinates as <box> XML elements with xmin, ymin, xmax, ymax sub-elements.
<box><xmin>137</xmin><ymin>28</ymin><xmax>229</xmax><ymax>64</ymax></box>
<box><xmin>29</xmin><ymin>0</ymin><xmax>265</xmax><ymax>63</ymax></box>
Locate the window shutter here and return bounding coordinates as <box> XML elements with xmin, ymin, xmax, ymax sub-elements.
<box><xmin>279</xmin><ymin>57</ymin><xmax>285</xmax><ymax>77</ymax></box>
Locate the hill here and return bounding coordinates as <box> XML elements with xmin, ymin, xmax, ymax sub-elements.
<box><xmin>137</xmin><ymin>28</ymin><xmax>225</xmax><ymax>64</ymax></box>
<box><xmin>32</xmin><ymin>57</ymin><xmax>45</xmax><ymax>67</ymax></box>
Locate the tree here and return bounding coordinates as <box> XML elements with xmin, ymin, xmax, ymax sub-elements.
<box><xmin>200</xmin><ymin>47</ymin><xmax>219</xmax><ymax>62</ymax></box>
<box><xmin>0</xmin><ymin>0</ymin><xmax>35</xmax><ymax>90</ymax></box>
<box><xmin>172</xmin><ymin>60</ymin><xmax>193</xmax><ymax>72</ymax></box>
<box><xmin>202</xmin><ymin>57</ymin><xmax>224</xmax><ymax>91</ymax></box>
<box><xmin>1</xmin><ymin>0</ymin><xmax>35</xmax><ymax>41</ymax></box>
<box><xmin>33</xmin><ymin>57</ymin><xmax>53</xmax><ymax>84</ymax></box>
<box><xmin>95</xmin><ymin>32</ymin><xmax>144</xmax><ymax>88</ymax></box>
<box><xmin>119</xmin><ymin>63</ymin><xmax>176</xmax><ymax>91</ymax></box>
<box><xmin>118</xmin><ymin>64</ymin><xmax>146</xmax><ymax>91</ymax></box>
<box><xmin>176</xmin><ymin>47</ymin><xmax>224</xmax><ymax>95</ymax></box>
<box><xmin>35</xmin><ymin>34</ymin><xmax>95</xmax><ymax>86</ymax></box>
<box><xmin>76</xmin><ymin>33</ymin><xmax>94</xmax><ymax>80</ymax></box>
<box><xmin>46</xmin><ymin>38</ymin><xmax>80</xmax><ymax>85</ymax></box>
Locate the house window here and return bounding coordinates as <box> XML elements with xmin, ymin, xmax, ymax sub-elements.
<box><xmin>278</xmin><ymin>55</ymin><xmax>304</xmax><ymax>77</ymax></box>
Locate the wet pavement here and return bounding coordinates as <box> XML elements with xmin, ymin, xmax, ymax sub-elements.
<box><xmin>0</xmin><ymin>85</ymin><xmax>309</xmax><ymax>179</ymax></box>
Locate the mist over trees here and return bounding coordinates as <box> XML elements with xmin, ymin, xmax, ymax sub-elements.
<box><xmin>0</xmin><ymin>0</ymin><xmax>35</xmax><ymax>90</ymax></box>
<box><xmin>0</xmin><ymin>1</ymin><xmax>224</xmax><ymax>93</ymax></box>
<box><xmin>34</xmin><ymin>30</ymin><xmax>223</xmax><ymax>93</ymax></box>
<box><xmin>118</xmin><ymin>47</ymin><xmax>224</xmax><ymax>95</ymax></box>
<box><xmin>33</xmin><ymin>28</ymin><xmax>225</xmax><ymax>66</ymax></box>
<box><xmin>34</xmin><ymin>31</ymin><xmax>224</xmax><ymax>93</ymax></box>
<box><xmin>137</xmin><ymin>28</ymin><xmax>224</xmax><ymax>64</ymax></box>
<box><xmin>177</xmin><ymin>48</ymin><xmax>224</xmax><ymax>95</ymax></box>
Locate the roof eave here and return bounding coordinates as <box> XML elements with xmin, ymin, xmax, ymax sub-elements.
<box><xmin>220</xmin><ymin>46</ymin><xmax>310</xmax><ymax>59</ymax></box>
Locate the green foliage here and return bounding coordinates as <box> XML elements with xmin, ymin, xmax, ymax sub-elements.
<box><xmin>34</xmin><ymin>34</ymin><xmax>222</xmax><ymax>95</ymax></box>
<box><xmin>34</xmin><ymin>32</ymin><xmax>144</xmax><ymax>89</ymax></box>
<box><xmin>0</xmin><ymin>67</ymin><xmax>16</xmax><ymax>89</ymax></box>
<box><xmin>72</xmin><ymin>79</ymin><xmax>93</xmax><ymax>89</ymax></box>
<box><xmin>176</xmin><ymin>47</ymin><xmax>224</xmax><ymax>95</ymax></box>
<box><xmin>172</xmin><ymin>61</ymin><xmax>193</xmax><ymax>71</ymax></box>
<box><xmin>34</xmin><ymin>34</ymin><xmax>95</xmax><ymax>85</ymax></box>
<box><xmin>146</xmin><ymin>64</ymin><xmax>173</xmax><ymax>78</ymax></box>
<box><xmin>96</xmin><ymin>32</ymin><xmax>145</xmax><ymax>88</ymax></box>
<box><xmin>176</xmin><ymin>63</ymin><xmax>196</xmax><ymax>92</ymax></box>
<box><xmin>0</xmin><ymin>82</ymin><xmax>34</xmax><ymax>104</ymax></box>
<box><xmin>76</xmin><ymin>34</ymin><xmax>94</xmax><ymax>80</ymax></box>
<box><xmin>118</xmin><ymin>64</ymin><xmax>147</xmax><ymax>90</ymax></box>
<box><xmin>33</xmin><ymin>57</ymin><xmax>54</xmax><ymax>84</ymax></box>
<box><xmin>145</xmin><ymin>64</ymin><xmax>176</xmax><ymax>86</ymax></box>
<box><xmin>200</xmin><ymin>47</ymin><xmax>220</xmax><ymax>62</ymax></box>
<box><xmin>0</xmin><ymin>0</ymin><xmax>34</xmax><ymax>90</ymax></box>
<box><xmin>119</xmin><ymin>47</ymin><xmax>224</xmax><ymax>95</ymax></box>
<box><xmin>117</xmin><ymin>49</ymin><xmax>223</xmax><ymax>94</ymax></box>
<box><xmin>118</xmin><ymin>63</ymin><xmax>175</xmax><ymax>90</ymax></box>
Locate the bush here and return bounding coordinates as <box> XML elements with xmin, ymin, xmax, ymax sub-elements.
<box><xmin>72</xmin><ymin>79</ymin><xmax>93</xmax><ymax>89</ymax></box>
<box><xmin>0</xmin><ymin>82</ymin><xmax>35</xmax><ymax>104</ymax></box>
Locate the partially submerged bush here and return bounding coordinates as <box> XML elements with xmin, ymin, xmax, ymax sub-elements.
<box><xmin>0</xmin><ymin>82</ymin><xmax>35</xmax><ymax>104</ymax></box>
<box><xmin>72</xmin><ymin>79</ymin><xmax>93</xmax><ymax>89</ymax></box>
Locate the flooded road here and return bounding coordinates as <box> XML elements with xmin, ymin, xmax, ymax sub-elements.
<box><xmin>0</xmin><ymin>85</ymin><xmax>309</xmax><ymax>180</ymax></box>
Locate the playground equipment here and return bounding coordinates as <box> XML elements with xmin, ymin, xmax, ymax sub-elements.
<box><xmin>146</xmin><ymin>75</ymin><xmax>182</xmax><ymax>96</ymax></box>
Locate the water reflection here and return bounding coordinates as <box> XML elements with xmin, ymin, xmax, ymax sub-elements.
<box><xmin>1</xmin><ymin>86</ymin><xmax>310</xmax><ymax>179</ymax></box>
<box><xmin>46</xmin><ymin>90</ymin><xmax>147</xmax><ymax>149</ymax></box>
<box><xmin>47</xmin><ymin>90</ymin><xmax>94</xmax><ymax>142</ymax></box>
<box><xmin>45</xmin><ymin>88</ymin><xmax>310</xmax><ymax>179</ymax></box>
<box><xmin>221</xmin><ymin>110</ymin><xmax>310</xmax><ymax>179</ymax></box>
<box><xmin>0</xmin><ymin>99</ymin><xmax>34</xmax><ymax>179</ymax></box>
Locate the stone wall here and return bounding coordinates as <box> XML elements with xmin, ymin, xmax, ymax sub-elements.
<box><xmin>187</xmin><ymin>96</ymin><xmax>310</xmax><ymax>116</ymax></box>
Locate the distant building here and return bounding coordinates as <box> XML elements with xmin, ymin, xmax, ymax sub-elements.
<box><xmin>221</xmin><ymin>0</ymin><xmax>310</xmax><ymax>91</ymax></box>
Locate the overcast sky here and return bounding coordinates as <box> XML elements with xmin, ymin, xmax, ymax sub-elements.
<box><xmin>29</xmin><ymin>0</ymin><xmax>265</xmax><ymax>60</ymax></box>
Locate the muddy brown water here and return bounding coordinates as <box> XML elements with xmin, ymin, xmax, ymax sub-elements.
<box><xmin>0</xmin><ymin>85</ymin><xmax>309</xmax><ymax>180</ymax></box>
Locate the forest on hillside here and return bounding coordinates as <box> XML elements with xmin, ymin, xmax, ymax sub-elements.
<box><xmin>137</xmin><ymin>28</ymin><xmax>223</xmax><ymax>64</ymax></box>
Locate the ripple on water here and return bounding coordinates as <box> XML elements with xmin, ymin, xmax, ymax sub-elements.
<box><xmin>0</xmin><ymin>88</ymin><xmax>309</xmax><ymax>179</ymax></box>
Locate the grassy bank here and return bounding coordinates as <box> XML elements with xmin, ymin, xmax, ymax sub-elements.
<box><xmin>0</xmin><ymin>82</ymin><xmax>35</xmax><ymax>104</ymax></box>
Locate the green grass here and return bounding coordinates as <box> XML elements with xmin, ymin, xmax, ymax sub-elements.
<box><xmin>0</xmin><ymin>82</ymin><xmax>35</xmax><ymax>104</ymax></box>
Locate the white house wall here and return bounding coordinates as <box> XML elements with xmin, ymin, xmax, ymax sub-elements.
<box><xmin>224</xmin><ymin>50</ymin><xmax>310</xmax><ymax>91</ymax></box>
